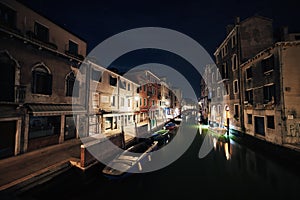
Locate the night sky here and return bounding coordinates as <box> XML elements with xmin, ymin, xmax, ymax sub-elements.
<box><xmin>19</xmin><ymin>0</ymin><xmax>300</xmax><ymax>97</ymax></box>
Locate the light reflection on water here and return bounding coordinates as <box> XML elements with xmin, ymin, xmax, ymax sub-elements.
<box><xmin>210</xmin><ymin>132</ymin><xmax>232</xmax><ymax>160</ymax></box>
<box><xmin>206</xmin><ymin>128</ymin><xmax>300</xmax><ymax>198</ymax></box>
<box><xmin>17</xmin><ymin>125</ymin><xmax>300</xmax><ymax>200</ymax></box>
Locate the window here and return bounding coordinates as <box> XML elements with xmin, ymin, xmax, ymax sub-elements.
<box><xmin>212</xmin><ymin>72</ymin><xmax>215</xmax><ymax>83</ymax></box>
<box><xmin>222</xmin><ymin>62</ymin><xmax>228</xmax><ymax>79</ymax></box>
<box><xmin>91</xmin><ymin>69</ymin><xmax>102</xmax><ymax>82</ymax></box>
<box><xmin>224</xmin><ymin>43</ymin><xmax>228</xmax><ymax>55</ymax></box>
<box><xmin>232</xmin><ymin>54</ymin><xmax>238</xmax><ymax>71</ymax></box>
<box><xmin>109</xmin><ymin>75</ymin><xmax>117</xmax><ymax>86</ymax></box>
<box><xmin>262</xmin><ymin>55</ymin><xmax>274</xmax><ymax>73</ymax></box>
<box><xmin>263</xmin><ymin>84</ymin><xmax>275</xmax><ymax>104</ymax></box>
<box><xmin>152</xmin><ymin>100</ymin><xmax>155</xmax><ymax>106</ymax></box>
<box><xmin>217</xmin><ymin>105</ymin><xmax>221</xmax><ymax>115</ymax></box>
<box><xmin>128</xmin><ymin>83</ymin><xmax>131</xmax><ymax>91</ymax></box>
<box><xmin>66</xmin><ymin>72</ymin><xmax>78</xmax><ymax>97</ymax></box>
<box><xmin>32</xmin><ymin>65</ymin><xmax>52</xmax><ymax>95</ymax></box>
<box><xmin>233</xmin><ymin>80</ymin><xmax>239</xmax><ymax>94</ymax></box>
<box><xmin>120</xmin><ymin>80</ymin><xmax>126</xmax><ymax>89</ymax></box>
<box><xmin>140</xmin><ymin>98</ymin><xmax>142</xmax><ymax>106</ymax></box>
<box><xmin>0</xmin><ymin>3</ymin><xmax>16</xmax><ymax>28</ymax></box>
<box><xmin>245</xmin><ymin>90</ymin><xmax>253</xmax><ymax>104</ymax></box>
<box><xmin>68</xmin><ymin>40</ymin><xmax>78</xmax><ymax>55</ymax></box>
<box><xmin>34</xmin><ymin>22</ymin><xmax>49</xmax><ymax>42</ymax></box>
<box><xmin>224</xmin><ymin>83</ymin><xmax>230</xmax><ymax>95</ymax></box>
<box><xmin>89</xmin><ymin>115</ymin><xmax>99</xmax><ymax>134</ymax></box>
<box><xmin>92</xmin><ymin>93</ymin><xmax>99</xmax><ymax>108</ymax></box>
<box><xmin>144</xmin><ymin>98</ymin><xmax>147</xmax><ymax>106</ymax></box>
<box><xmin>29</xmin><ymin>116</ymin><xmax>60</xmax><ymax>139</ymax></box>
<box><xmin>212</xmin><ymin>88</ymin><xmax>216</xmax><ymax>98</ymax></box>
<box><xmin>152</xmin><ymin>87</ymin><xmax>156</xmax><ymax>95</ymax></box>
<box><xmin>234</xmin><ymin>104</ymin><xmax>239</xmax><ymax>119</ymax></box>
<box><xmin>208</xmin><ymin>87</ymin><xmax>212</xmax><ymax>99</ymax></box>
<box><xmin>215</xmin><ymin>54</ymin><xmax>219</xmax><ymax>64</ymax></box>
<box><xmin>217</xmin><ymin>87</ymin><xmax>221</xmax><ymax>97</ymax></box>
<box><xmin>247</xmin><ymin>114</ymin><xmax>252</xmax><ymax>124</ymax></box>
<box><xmin>121</xmin><ymin>97</ymin><xmax>125</xmax><ymax>107</ymax></box>
<box><xmin>143</xmin><ymin>85</ymin><xmax>147</xmax><ymax>92</ymax></box>
<box><xmin>267</xmin><ymin>116</ymin><xmax>275</xmax><ymax>129</ymax></box>
<box><xmin>231</xmin><ymin>34</ymin><xmax>236</xmax><ymax>47</ymax></box>
<box><xmin>246</xmin><ymin>67</ymin><xmax>253</xmax><ymax>79</ymax></box>
<box><xmin>127</xmin><ymin>98</ymin><xmax>130</xmax><ymax>107</ymax></box>
<box><xmin>111</xmin><ymin>96</ymin><xmax>115</xmax><ymax>106</ymax></box>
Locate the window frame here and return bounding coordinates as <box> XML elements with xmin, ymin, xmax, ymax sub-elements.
<box><xmin>66</xmin><ymin>71</ymin><xmax>78</xmax><ymax>97</ymax></box>
<box><xmin>266</xmin><ymin>115</ymin><xmax>275</xmax><ymax>129</ymax></box>
<box><xmin>34</xmin><ymin>21</ymin><xmax>49</xmax><ymax>42</ymax></box>
<box><xmin>233</xmin><ymin>80</ymin><xmax>239</xmax><ymax>94</ymax></box>
<box><xmin>32</xmin><ymin>65</ymin><xmax>52</xmax><ymax>95</ymax></box>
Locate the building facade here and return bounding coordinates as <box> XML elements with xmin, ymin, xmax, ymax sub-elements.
<box><xmin>214</xmin><ymin>15</ymin><xmax>274</xmax><ymax>133</ymax></box>
<box><xmin>200</xmin><ymin>64</ymin><xmax>225</xmax><ymax>127</ymax></box>
<box><xmin>0</xmin><ymin>0</ymin><xmax>87</xmax><ymax>158</ymax></box>
<box><xmin>86</xmin><ymin>61</ymin><xmax>140</xmax><ymax>136</ymax></box>
<box><xmin>241</xmin><ymin>41</ymin><xmax>300</xmax><ymax>145</ymax></box>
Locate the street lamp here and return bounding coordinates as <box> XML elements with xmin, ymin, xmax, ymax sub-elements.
<box><xmin>225</xmin><ymin>106</ymin><xmax>230</xmax><ymax>138</ymax></box>
<box><xmin>225</xmin><ymin>105</ymin><xmax>231</xmax><ymax>158</ymax></box>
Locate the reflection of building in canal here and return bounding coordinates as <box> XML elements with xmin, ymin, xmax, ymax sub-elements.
<box><xmin>212</xmin><ymin>137</ymin><xmax>232</xmax><ymax>160</ymax></box>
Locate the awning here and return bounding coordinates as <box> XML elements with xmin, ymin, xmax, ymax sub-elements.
<box><xmin>27</xmin><ymin>104</ymin><xmax>86</xmax><ymax>116</ymax></box>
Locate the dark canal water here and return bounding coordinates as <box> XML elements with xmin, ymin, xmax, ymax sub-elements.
<box><xmin>17</xmin><ymin>123</ymin><xmax>300</xmax><ymax>200</ymax></box>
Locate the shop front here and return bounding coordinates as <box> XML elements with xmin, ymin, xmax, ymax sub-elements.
<box><xmin>26</xmin><ymin>104</ymin><xmax>85</xmax><ymax>152</ymax></box>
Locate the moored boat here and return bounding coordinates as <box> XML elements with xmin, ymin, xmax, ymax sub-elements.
<box><xmin>102</xmin><ymin>139</ymin><xmax>158</xmax><ymax>179</ymax></box>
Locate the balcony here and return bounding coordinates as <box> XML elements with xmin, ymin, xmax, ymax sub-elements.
<box><xmin>15</xmin><ymin>85</ymin><xmax>26</xmax><ymax>103</ymax></box>
<box><xmin>65</xmin><ymin>50</ymin><xmax>84</xmax><ymax>61</ymax></box>
<box><xmin>26</xmin><ymin>31</ymin><xmax>58</xmax><ymax>50</ymax></box>
<box><xmin>0</xmin><ymin>23</ymin><xmax>21</xmax><ymax>36</ymax></box>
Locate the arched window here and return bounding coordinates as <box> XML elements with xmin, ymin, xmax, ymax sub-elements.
<box><xmin>32</xmin><ymin>64</ymin><xmax>52</xmax><ymax>95</ymax></box>
<box><xmin>66</xmin><ymin>71</ymin><xmax>78</xmax><ymax>97</ymax></box>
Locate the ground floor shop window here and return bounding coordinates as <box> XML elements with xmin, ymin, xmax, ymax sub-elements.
<box><xmin>29</xmin><ymin>116</ymin><xmax>60</xmax><ymax>139</ymax></box>
<box><xmin>65</xmin><ymin>115</ymin><xmax>76</xmax><ymax>140</ymax></box>
<box><xmin>89</xmin><ymin>115</ymin><xmax>100</xmax><ymax>135</ymax></box>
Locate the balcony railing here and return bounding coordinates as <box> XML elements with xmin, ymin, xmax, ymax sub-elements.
<box><xmin>26</xmin><ymin>31</ymin><xmax>58</xmax><ymax>50</ymax></box>
<box><xmin>15</xmin><ymin>85</ymin><xmax>26</xmax><ymax>103</ymax></box>
<box><xmin>65</xmin><ymin>50</ymin><xmax>84</xmax><ymax>60</ymax></box>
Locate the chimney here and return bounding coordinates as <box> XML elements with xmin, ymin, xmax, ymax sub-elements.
<box><xmin>280</xmin><ymin>26</ymin><xmax>289</xmax><ymax>41</ymax></box>
<box><xmin>235</xmin><ymin>16</ymin><xmax>240</xmax><ymax>25</ymax></box>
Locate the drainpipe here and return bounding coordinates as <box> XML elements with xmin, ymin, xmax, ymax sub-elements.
<box><xmin>85</xmin><ymin>62</ymin><xmax>91</xmax><ymax>137</ymax></box>
<box><xmin>278</xmin><ymin>45</ymin><xmax>286</xmax><ymax>144</ymax></box>
<box><xmin>236</xmin><ymin>24</ymin><xmax>245</xmax><ymax>135</ymax></box>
